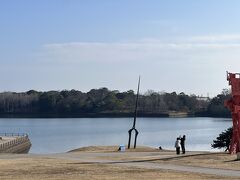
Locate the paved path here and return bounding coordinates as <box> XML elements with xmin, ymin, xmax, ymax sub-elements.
<box><xmin>0</xmin><ymin>151</ymin><xmax>240</xmax><ymax>178</ymax></box>
<box><xmin>120</xmin><ymin>161</ymin><xmax>240</xmax><ymax>178</ymax></box>
<box><xmin>45</xmin><ymin>152</ymin><xmax>240</xmax><ymax>178</ymax></box>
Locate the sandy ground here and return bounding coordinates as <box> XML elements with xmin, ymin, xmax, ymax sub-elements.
<box><xmin>0</xmin><ymin>146</ymin><xmax>239</xmax><ymax>180</ymax></box>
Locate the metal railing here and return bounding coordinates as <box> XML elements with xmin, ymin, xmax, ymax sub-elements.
<box><xmin>0</xmin><ymin>133</ymin><xmax>28</xmax><ymax>137</ymax></box>
<box><xmin>0</xmin><ymin>134</ymin><xmax>30</xmax><ymax>152</ymax></box>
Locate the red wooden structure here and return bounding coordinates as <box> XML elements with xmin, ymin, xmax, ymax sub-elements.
<box><xmin>225</xmin><ymin>72</ymin><xmax>240</xmax><ymax>154</ymax></box>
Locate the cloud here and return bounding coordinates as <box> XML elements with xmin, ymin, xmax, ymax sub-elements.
<box><xmin>8</xmin><ymin>34</ymin><xmax>240</xmax><ymax>95</ymax></box>
<box><xmin>39</xmin><ymin>34</ymin><xmax>240</xmax><ymax>64</ymax></box>
<box><xmin>186</xmin><ymin>34</ymin><xmax>240</xmax><ymax>43</ymax></box>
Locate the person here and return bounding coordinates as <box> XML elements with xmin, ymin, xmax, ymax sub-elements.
<box><xmin>180</xmin><ymin>135</ymin><xmax>186</xmax><ymax>154</ymax></box>
<box><xmin>175</xmin><ymin>137</ymin><xmax>181</xmax><ymax>155</ymax></box>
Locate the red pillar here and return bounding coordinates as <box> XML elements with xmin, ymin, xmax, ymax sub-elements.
<box><xmin>225</xmin><ymin>72</ymin><xmax>240</xmax><ymax>154</ymax></box>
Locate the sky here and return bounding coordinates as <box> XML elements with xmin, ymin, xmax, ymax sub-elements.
<box><xmin>1</xmin><ymin>0</ymin><xmax>240</xmax><ymax>96</ymax></box>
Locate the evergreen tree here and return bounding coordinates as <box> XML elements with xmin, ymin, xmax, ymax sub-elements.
<box><xmin>211</xmin><ymin>127</ymin><xmax>232</xmax><ymax>152</ymax></box>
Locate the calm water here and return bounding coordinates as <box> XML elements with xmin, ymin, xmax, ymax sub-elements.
<box><xmin>0</xmin><ymin>117</ymin><xmax>232</xmax><ymax>154</ymax></box>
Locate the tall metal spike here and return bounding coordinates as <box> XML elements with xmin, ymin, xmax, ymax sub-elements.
<box><xmin>128</xmin><ymin>76</ymin><xmax>140</xmax><ymax>149</ymax></box>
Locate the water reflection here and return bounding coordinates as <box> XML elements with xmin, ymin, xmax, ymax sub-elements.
<box><xmin>0</xmin><ymin>117</ymin><xmax>231</xmax><ymax>154</ymax></box>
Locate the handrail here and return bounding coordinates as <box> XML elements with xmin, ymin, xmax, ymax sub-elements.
<box><xmin>0</xmin><ymin>136</ymin><xmax>30</xmax><ymax>152</ymax></box>
<box><xmin>0</xmin><ymin>133</ymin><xmax>28</xmax><ymax>137</ymax></box>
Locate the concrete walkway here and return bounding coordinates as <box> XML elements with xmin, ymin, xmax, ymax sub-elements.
<box><xmin>119</xmin><ymin>161</ymin><xmax>240</xmax><ymax>178</ymax></box>
<box><xmin>44</xmin><ymin>152</ymin><xmax>240</xmax><ymax>178</ymax></box>
<box><xmin>0</xmin><ymin>151</ymin><xmax>240</xmax><ymax>178</ymax></box>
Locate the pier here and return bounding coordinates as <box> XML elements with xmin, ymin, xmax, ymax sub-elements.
<box><xmin>0</xmin><ymin>133</ymin><xmax>31</xmax><ymax>153</ymax></box>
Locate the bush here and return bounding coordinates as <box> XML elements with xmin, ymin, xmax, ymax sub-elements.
<box><xmin>211</xmin><ymin>127</ymin><xmax>232</xmax><ymax>152</ymax></box>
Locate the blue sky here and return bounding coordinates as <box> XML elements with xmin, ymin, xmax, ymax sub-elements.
<box><xmin>1</xmin><ymin>0</ymin><xmax>240</xmax><ymax>96</ymax></box>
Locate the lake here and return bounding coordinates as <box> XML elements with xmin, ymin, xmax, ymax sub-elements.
<box><xmin>0</xmin><ymin>117</ymin><xmax>232</xmax><ymax>154</ymax></box>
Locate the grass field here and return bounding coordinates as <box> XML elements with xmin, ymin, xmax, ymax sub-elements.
<box><xmin>0</xmin><ymin>146</ymin><xmax>239</xmax><ymax>180</ymax></box>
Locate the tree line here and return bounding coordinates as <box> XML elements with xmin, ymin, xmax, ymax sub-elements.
<box><xmin>0</xmin><ymin>88</ymin><xmax>231</xmax><ymax>117</ymax></box>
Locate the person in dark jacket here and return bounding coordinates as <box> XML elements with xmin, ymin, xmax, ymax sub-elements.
<box><xmin>180</xmin><ymin>135</ymin><xmax>186</xmax><ymax>154</ymax></box>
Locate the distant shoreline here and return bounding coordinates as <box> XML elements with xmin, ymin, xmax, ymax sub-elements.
<box><xmin>0</xmin><ymin>111</ymin><xmax>231</xmax><ymax>118</ymax></box>
<box><xmin>0</xmin><ymin>112</ymin><xmax>169</xmax><ymax>118</ymax></box>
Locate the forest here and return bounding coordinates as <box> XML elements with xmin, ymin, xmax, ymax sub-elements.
<box><xmin>0</xmin><ymin>88</ymin><xmax>231</xmax><ymax>118</ymax></box>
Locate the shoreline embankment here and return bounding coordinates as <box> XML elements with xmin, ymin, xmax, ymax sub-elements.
<box><xmin>0</xmin><ymin>111</ymin><xmax>225</xmax><ymax>118</ymax></box>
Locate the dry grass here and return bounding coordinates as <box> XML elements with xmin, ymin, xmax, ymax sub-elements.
<box><xmin>0</xmin><ymin>157</ymin><xmax>235</xmax><ymax>180</ymax></box>
<box><xmin>0</xmin><ymin>146</ymin><xmax>239</xmax><ymax>179</ymax></box>
<box><xmin>69</xmin><ymin>145</ymin><xmax>160</xmax><ymax>153</ymax></box>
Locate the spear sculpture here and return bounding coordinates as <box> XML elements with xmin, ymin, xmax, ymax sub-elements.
<box><xmin>128</xmin><ymin>76</ymin><xmax>140</xmax><ymax>149</ymax></box>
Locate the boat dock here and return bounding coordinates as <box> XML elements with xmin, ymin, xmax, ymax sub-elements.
<box><xmin>0</xmin><ymin>133</ymin><xmax>31</xmax><ymax>153</ymax></box>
